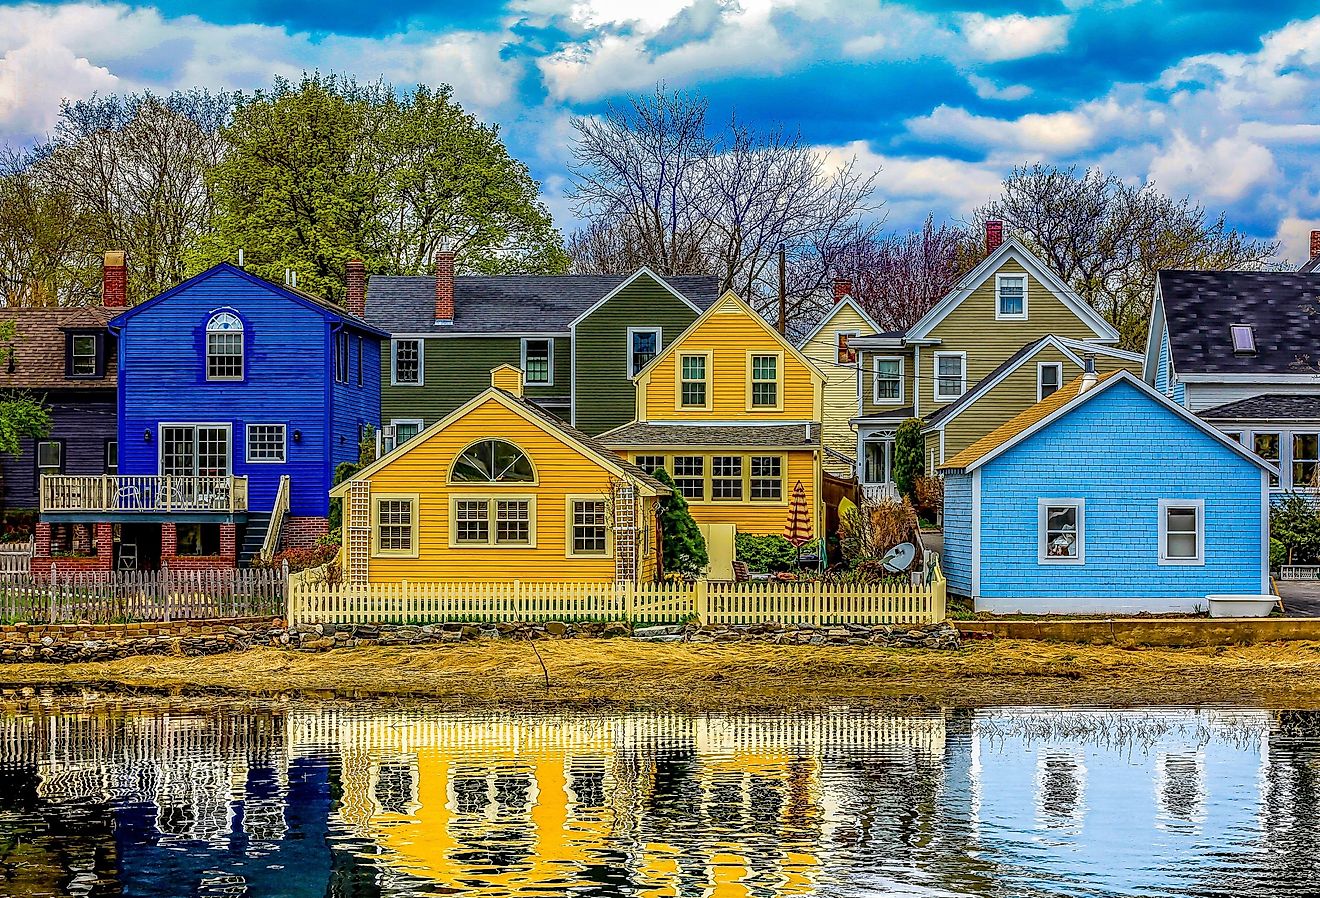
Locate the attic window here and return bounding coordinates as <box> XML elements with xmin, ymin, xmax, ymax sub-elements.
<box><xmin>1230</xmin><ymin>324</ymin><xmax>1256</xmax><ymax>355</ymax></box>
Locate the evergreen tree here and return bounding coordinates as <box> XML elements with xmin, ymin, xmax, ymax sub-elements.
<box><xmin>652</xmin><ymin>468</ymin><xmax>708</xmax><ymax>577</ymax></box>
<box><xmin>894</xmin><ymin>417</ymin><xmax>924</xmax><ymax>501</ymax></box>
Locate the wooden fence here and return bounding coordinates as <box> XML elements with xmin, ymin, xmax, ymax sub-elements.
<box><xmin>0</xmin><ymin>564</ymin><xmax>287</xmax><ymax>624</ymax></box>
<box><xmin>287</xmin><ymin>570</ymin><xmax>946</xmax><ymax>627</ymax></box>
<box><xmin>0</xmin><ymin>542</ymin><xmax>33</xmax><ymax>579</ymax></box>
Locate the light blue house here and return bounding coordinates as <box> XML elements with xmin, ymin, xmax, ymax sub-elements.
<box><xmin>940</xmin><ymin>369</ymin><xmax>1274</xmax><ymax>614</ymax></box>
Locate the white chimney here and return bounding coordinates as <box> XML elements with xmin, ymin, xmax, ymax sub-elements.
<box><xmin>1078</xmin><ymin>353</ymin><xmax>1098</xmax><ymax>395</ymax></box>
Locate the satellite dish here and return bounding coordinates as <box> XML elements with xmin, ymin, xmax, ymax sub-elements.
<box><xmin>881</xmin><ymin>542</ymin><xmax>916</xmax><ymax>573</ymax></box>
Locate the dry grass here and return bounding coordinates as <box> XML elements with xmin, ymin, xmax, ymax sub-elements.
<box><xmin>7</xmin><ymin>639</ymin><xmax>1320</xmax><ymax>710</ymax></box>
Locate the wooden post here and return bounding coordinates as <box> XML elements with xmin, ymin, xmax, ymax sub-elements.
<box><xmin>160</xmin><ymin>560</ymin><xmax>170</xmax><ymax>623</ymax></box>
<box><xmin>694</xmin><ymin>578</ymin><xmax>708</xmax><ymax>625</ymax></box>
<box><xmin>164</xmin><ymin>476</ymin><xmax>172</xmax><ymax>513</ymax></box>
<box><xmin>282</xmin><ymin>558</ymin><xmax>291</xmax><ymax>624</ymax></box>
<box><xmin>48</xmin><ymin>563</ymin><xmax>56</xmax><ymax>624</ymax></box>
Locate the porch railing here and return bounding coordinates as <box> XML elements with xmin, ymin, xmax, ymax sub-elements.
<box><xmin>39</xmin><ymin>475</ymin><xmax>250</xmax><ymax>514</ymax></box>
<box><xmin>861</xmin><ymin>482</ymin><xmax>900</xmax><ymax>503</ymax></box>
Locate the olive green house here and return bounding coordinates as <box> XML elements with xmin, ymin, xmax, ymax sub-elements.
<box><xmin>360</xmin><ymin>257</ymin><xmax>719</xmax><ymax>443</ymax></box>
<box><xmin>848</xmin><ymin>226</ymin><xmax>1125</xmax><ymax>499</ymax></box>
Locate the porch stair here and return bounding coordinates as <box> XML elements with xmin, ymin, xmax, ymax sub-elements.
<box><xmin>238</xmin><ymin>512</ymin><xmax>273</xmax><ymax>567</ymax></box>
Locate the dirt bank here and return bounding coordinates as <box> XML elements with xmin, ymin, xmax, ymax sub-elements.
<box><xmin>5</xmin><ymin>639</ymin><xmax>1320</xmax><ymax>709</ymax></box>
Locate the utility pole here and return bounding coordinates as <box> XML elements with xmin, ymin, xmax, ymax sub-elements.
<box><xmin>777</xmin><ymin>242</ymin><xmax>786</xmax><ymax>335</ymax></box>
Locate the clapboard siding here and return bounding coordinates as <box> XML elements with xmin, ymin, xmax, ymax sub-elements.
<box><xmin>382</xmin><ymin>335</ymin><xmax>571</xmax><ymax>428</ymax></box>
<box><xmin>332</xmin><ymin>334</ymin><xmax>382</xmax><ymax>472</ymax></box>
<box><xmin>116</xmin><ymin>265</ymin><xmax>381</xmax><ymax>518</ymax></box>
<box><xmin>800</xmin><ymin>303</ymin><xmax>877</xmax><ymax>474</ymax></box>
<box><xmin>1</xmin><ymin>393</ymin><xmax>116</xmax><ymax>509</ymax></box>
<box><xmin>573</xmin><ymin>275</ymin><xmax>702</xmax><ymax>436</ymax></box>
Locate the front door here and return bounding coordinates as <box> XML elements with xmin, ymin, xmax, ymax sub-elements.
<box><xmin>161</xmin><ymin>425</ymin><xmax>231</xmax><ymax>477</ymax></box>
<box><xmin>862</xmin><ymin>435</ymin><xmax>898</xmax><ymax>501</ymax></box>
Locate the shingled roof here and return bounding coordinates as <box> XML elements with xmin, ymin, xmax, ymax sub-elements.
<box><xmin>1158</xmin><ymin>269</ymin><xmax>1320</xmax><ymax>375</ymax></box>
<box><xmin>0</xmin><ymin>306</ymin><xmax>117</xmax><ymax>390</ymax></box>
<box><xmin>365</xmin><ymin>274</ymin><xmax>721</xmax><ymax>334</ymax></box>
<box><xmin>599</xmin><ymin>422</ymin><xmax>821</xmax><ymax>448</ymax></box>
<box><xmin>1199</xmin><ymin>394</ymin><xmax>1320</xmax><ymax>422</ymax></box>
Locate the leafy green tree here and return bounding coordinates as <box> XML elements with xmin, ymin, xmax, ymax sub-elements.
<box><xmin>0</xmin><ymin>321</ymin><xmax>51</xmax><ymax>515</ymax></box>
<box><xmin>652</xmin><ymin>468</ymin><xmax>707</xmax><ymax>577</ymax></box>
<box><xmin>193</xmin><ymin>74</ymin><xmax>567</xmax><ymax>300</ymax></box>
<box><xmin>894</xmin><ymin>417</ymin><xmax>924</xmax><ymax>501</ymax></box>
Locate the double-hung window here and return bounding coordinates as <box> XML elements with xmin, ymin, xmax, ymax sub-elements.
<box><xmin>749</xmin><ymin>353</ymin><xmax>780</xmax><ymax>410</ymax></box>
<box><xmin>1038</xmin><ymin>362</ymin><xmax>1063</xmax><ymax>401</ymax></box>
<box><xmin>1294</xmin><ymin>433</ymin><xmax>1320</xmax><ymax>489</ymax></box>
<box><xmin>1159</xmin><ymin>500</ymin><xmax>1203</xmax><ymax>565</ymax></box>
<box><xmin>246</xmin><ymin>424</ymin><xmax>287</xmax><ymax>463</ymax></box>
<box><xmin>521</xmin><ymin>338</ymin><xmax>553</xmax><ymax>386</ymax></box>
<box><xmin>334</xmin><ymin>332</ymin><xmax>350</xmax><ymax>384</ymax></box>
<box><xmin>672</xmin><ymin>456</ymin><xmax>705</xmax><ymax>500</ymax></box>
<box><xmin>628</xmin><ymin>328</ymin><xmax>660</xmax><ymax>377</ymax></box>
<box><xmin>874</xmin><ymin>357</ymin><xmax>903</xmax><ymax>404</ymax></box>
<box><xmin>837</xmin><ymin>332</ymin><xmax>858</xmax><ymax>365</ymax></box>
<box><xmin>678</xmin><ymin>354</ymin><xmax>709</xmax><ymax>409</ymax></box>
<box><xmin>374</xmin><ymin>496</ymin><xmax>418</xmax><ymax>556</ymax></box>
<box><xmin>104</xmin><ymin>440</ymin><xmax>118</xmax><ymax>475</ymax></box>
<box><xmin>205</xmin><ymin>312</ymin><xmax>243</xmax><ymax>381</ymax></box>
<box><xmin>633</xmin><ymin>455</ymin><xmax>666</xmax><ymax>475</ymax></box>
<box><xmin>1253</xmin><ymin>433</ymin><xmax>1281</xmax><ymax>488</ymax></box>
<box><xmin>750</xmin><ymin>456</ymin><xmax>783</xmax><ymax>501</ymax></box>
<box><xmin>392</xmin><ymin>339</ymin><xmax>422</xmax><ymax>386</ymax></box>
<box><xmin>569</xmin><ymin>498</ymin><xmax>608</xmax><ymax>556</ymax></box>
<box><xmin>451</xmin><ymin>497</ymin><xmax>535</xmax><ymax>547</ymax></box>
<box><xmin>934</xmin><ymin>353</ymin><xmax>966</xmax><ymax>401</ymax></box>
<box><xmin>1039</xmin><ymin>500</ymin><xmax>1084</xmax><ymax>564</ymax></box>
<box><xmin>68</xmin><ymin>334</ymin><xmax>101</xmax><ymax>377</ymax></box>
<box><xmin>36</xmin><ymin>440</ymin><xmax>62</xmax><ymax>483</ymax></box>
<box><xmin>996</xmin><ymin>274</ymin><xmax>1027</xmax><ymax>319</ymax></box>
<box><xmin>712</xmin><ymin>456</ymin><xmax>743</xmax><ymax>501</ymax></box>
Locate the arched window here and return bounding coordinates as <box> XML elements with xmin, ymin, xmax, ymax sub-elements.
<box><xmin>450</xmin><ymin>440</ymin><xmax>535</xmax><ymax>483</ymax></box>
<box><xmin>206</xmin><ymin>312</ymin><xmax>244</xmax><ymax>380</ymax></box>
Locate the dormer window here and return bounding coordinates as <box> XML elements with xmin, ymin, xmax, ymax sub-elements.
<box><xmin>206</xmin><ymin>312</ymin><xmax>244</xmax><ymax>380</ymax></box>
<box><xmin>995</xmin><ymin>274</ymin><xmax>1027</xmax><ymax>320</ymax></box>
<box><xmin>65</xmin><ymin>332</ymin><xmax>104</xmax><ymax>378</ymax></box>
<box><xmin>1230</xmin><ymin>324</ymin><xmax>1256</xmax><ymax>355</ymax></box>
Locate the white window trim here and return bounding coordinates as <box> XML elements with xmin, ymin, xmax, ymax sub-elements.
<box><xmin>1037</xmin><ymin>362</ymin><xmax>1063</xmax><ymax>402</ymax></box>
<box><xmin>521</xmin><ymin>337</ymin><xmax>555</xmax><ymax>387</ymax></box>
<box><xmin>1038</xmin><ymin>498</ymin><xmax>1085</xmax><ymax>565</ymax></box>
<box><xmin>36</xmin><ymin>440</ymin><xmax>62</xmax><ymax>472</ymax></box>
<box><xmin>390</xmin><ymin>338</ymin><xmax>424</xmax><ymax>387</ymax></box>
<box><xmin>626</xmin><ymin>326</ymin><xmax>662</xmax><ymax>378</ymax></box>
<box><xmin>995</xmin><ymin>273</ymin><xmax>1028</xmax><ymax>321</ymax></box>
<box><xmin>1158</xmin><ymin>499</ymin><xmax>1205</xmax><ymax>566</ymax></box>
<box><xmin>245</xmin><ymin>423</ymin><xmax>287</xmax><ymax>464</ymax></box>
<box><xmin>872</xmin><ymin>356</ymin><xmax>905</xmax><ymax>405</ymax></box>
<box><xmin>377</xmin><ymin>417</ymin><xmax>425</xmax><ymax>457</ymax></box>
<box><xmin>933</xmin><ymin>351</ymin><xmax>967</xmax><ymax>402</ymax></box>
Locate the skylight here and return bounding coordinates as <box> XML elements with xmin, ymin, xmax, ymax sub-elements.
<box><xmin>1230</xmin><ymin>324</ymin><xmax>1256</xmax><ymax>354</ymax></box>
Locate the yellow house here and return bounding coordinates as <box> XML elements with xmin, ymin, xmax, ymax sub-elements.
<box><xmin>797</xmin><ymin>286</ymin><xmax>884</xmax><ymax>477</ymax></box>
<box><xmin>331</xmin><ymin>365</ymin><xmax>666</xmax><ymax>583</ymax></box>
<box><xmin>599</xmin><ymin>291</ymin><xmax>826</xmax><ymax>540</ymax></box>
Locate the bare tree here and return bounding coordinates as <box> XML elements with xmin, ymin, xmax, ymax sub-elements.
<box><xmin>0</xmin><ymin>149</ymin><xmax>94</xmax><ymax>306</ymax></box>
<box><xmin>975</xmin><ymin>164</ymin><xmax>1277</xmax><ymax>348</ymax></box>
<box><xmin>568</xmin><ymin>86</ymin><xmax>882</xmax><ymax>328</ymax></box>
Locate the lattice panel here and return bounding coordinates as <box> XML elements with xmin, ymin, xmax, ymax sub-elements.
<box><xmin>346</xmin><ymin>481</ymin><xmax>372</xmax><ymax>584</ymax></box>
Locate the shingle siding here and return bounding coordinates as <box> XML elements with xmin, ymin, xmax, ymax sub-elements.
<box><xmin>970</xmin><ymin>380</ymin><xmax>1263</xmax><ymax>604</ymax></box>
<box><xmin>941</xmin><ymin>472</ymin><xmax>972</xmax><ymax>596</ymax></box>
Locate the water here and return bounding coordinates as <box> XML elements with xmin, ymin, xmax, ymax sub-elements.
<box><xmin>1</xmin><ymin>697</ymin><xmax>1318</xmax><ymax>897</ymax></box>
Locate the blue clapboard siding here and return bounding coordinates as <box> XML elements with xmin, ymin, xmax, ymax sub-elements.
<box><xmin>0</xmin><ymin>395</ymin><xmax>116</xmax><ymax>509</ymax></box>
<box><xmin>972</xmin><ymin>378</ymin><xmax>1264</xmax><ymax>605</ymax></box>
<box><xmin>114</xmin><ymin>265</ymin><xmax>383</xmax><ymax>518</ymax></box>
<box><xmin>941</xmin><ymin>471</ymin><xmax>972</xmax><ymax>596</ymax></box>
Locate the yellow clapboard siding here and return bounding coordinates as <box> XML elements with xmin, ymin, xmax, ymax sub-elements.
<box><xmin>360</xmin><ymin>396</ymin><xmax>656</xmax><ymax>582</ymax></box>
<box><xmin>800</xmin><ymin>303</ymin><xmax>876</xmax><ymax>475</ymax></box>
<box><xmin>640</xmin><ymin>297</ymin><xmax>819</xmax><ymax>421</ymax></box>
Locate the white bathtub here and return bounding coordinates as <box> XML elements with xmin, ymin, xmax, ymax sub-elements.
<box><xmin>1205</xmin><ymin>594</ymin><xmax>1278</xmax><ymax>618</ymax></box>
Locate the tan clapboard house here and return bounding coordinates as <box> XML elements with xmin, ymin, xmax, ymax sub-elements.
<box><xmin>849</xmin><ymin>225</ymin><xmax>1133</xmax><ymax>498</ymax></box>
<box><xmin>797</xmin><ymin>280</ymin><xmax>884</xmax><ymax>477</ymax></box>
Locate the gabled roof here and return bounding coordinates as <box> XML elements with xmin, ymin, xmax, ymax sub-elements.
<box><xmin>599</xmin><ymin>422</ymin><xmax>821</xmax><ymax>448</ymax></box>
<box><xmin>1301</xmin><ymin>257</ymin><xmax>1319</xmax><ymax>274</ymax></box>
<box><xmin>796</xmin><ymin>296</ymin><xmax>883</xmax><ymax>349</ymax></box>
<box><xmin>905</xmin><ymin>238</ymin><xmax>1120</xmax><ymax>343</ymax></box>
<box><xmin>1155</xmin><ymin>269</ymin><xmax>1320</xmax><ymax>376</ymax></box>
<box><xmin>332</xmin><ymin>387</ymin><xmax>666</xmax><ymax>497</ymax></box>
<box><xmin>1199</xmin><ymin>394</ymin><xmax>1320</xmax><ymax>422</ymax></box>
<box><xmin>940</xmin><ymin>370</ymin><xmax>1276</xmax><ymax>475</ymax></box>
<box><xmin>924</xmin><ymin>336</ymin><xmax>1140</xmax><ymax>430</ymax></box>
<box><xmin>633</xmin><ymin>290</ymin><xmax>827</xmax><ymax>384</ymax></box>
<box><xmin>0</xmin><ymin>305</ymin><xmax>118</xmax><ymax>390</ymax></box>
<box><xmin>567</xmin><ymin>267</ymin><xmax>707</xmax><ymax>328</ymax></box>
<box><xmin>110</xmin><ymin>263</ymin><xmax>388</xmax><ymax>337</ymax></box>
<box><xmin>365</xmin><ymin>270</ymin><xmax>720</xmax><ymax>335</ymax></box>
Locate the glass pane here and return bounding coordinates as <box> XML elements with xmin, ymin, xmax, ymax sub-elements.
<box><xmin>1254</xmin><ymin>432</ymin><xmax>1281</xmax><ymax>487</ymax></box>
<box><xmin>396</xmin><ymin>423</ymin><xmax>420</xmax><ymax>443</ymax></box>
<box><xmin>837</xmin><ymin>333</ymin><xmax>856</xmax><ymax>364</ymax></box>
<box><xmin>1230</xmin><ymin>324</ymin><xmax>1255</xmax><ymax>353</ymax></box>
<box><xmin>681</xmin><ymin>356</ymin><xmax>705</xmax><ymax>379</ymax></box>
<box><xmin>1295</xmin><ymin>462</ymin><xmax>1320</xmax><ymax>489</ymax></box>
<box><xmin>37</xmin><ymin>442</ymin><xmax>60</xmax><ymax>468</ymax></box>
<box><xmin>752</xmin><ymin>355</ymin><xmax>777</xmax><ymax>380</ymax></box>
<box><xmin>1044</xmin><ymin>506</ymin><xmax>1078</xmax><ymax>558</ymax></box>
<box><xmin>999</xmin><ymin>278</ymin><xmax>1025</xmax><ymax>315</ymax></box>
<box><xmin>161</xmin><ymin>427</ymin><xmax>194</xmax><ymax>477</ymax></box>
<box><xmin>394</xmin><ymin>340</ymin><xmax>420</xmax><ymax>383</ymax></box>
<box><xmin>1166</xmin><ymin>531</ymin><xmax>1198</xmax><ymax>559</ymax></box>
<box><xmin>524</xmin><ymin>340</ymin><xmax>551</xmax><ymax>383</ymax></box>
<box><xmin>631</xmin><ymin>331</ymin><xmax>658</xmax><ymax>375</ymax></box>
<box><xmin>452</xmin><ymin>441</ymin><xmax>534</xmax><ymax>482</ymax></box>
<box><xmin>938</xmin><ymin>356</ymin><xmax>962</xmax><ymax>375</ymax></box>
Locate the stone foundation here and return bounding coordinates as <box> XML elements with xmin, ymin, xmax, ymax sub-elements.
<box><xmin>281</xmin><ymin>517</ymin><xmax>329</xmax><ymax>550</ymax></box>
<box><xmin>0</xmin><ymin>617</ymin><xmax>282</xmax><ymax>663</ymax></box>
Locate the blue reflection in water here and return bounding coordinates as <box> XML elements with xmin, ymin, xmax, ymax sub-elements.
<box><xmin>0</xmin><ymin>703</ymin><xmax>1316</xmax><ymax>897</ymax></box>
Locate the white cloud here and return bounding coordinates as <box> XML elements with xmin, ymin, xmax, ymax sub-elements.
<box><xmin>0</xmin><ymin>36</ymin><xmax>118</xmax><ymax>137</ymax></box>
<box><xmin>966</xmin><ymin>75</ymin><xmax>1031</xmax><ymax>102</ymax></box>
<box><xmin>820</xmin><ymin>140</ymin><xmax>1004</xmax><ymax>222</ymax></box>
<box><xmin>1148</xmin><ymin>131</ymin><xmax>1277</xmax><ymax>204</ymax></box>
<box><xmin>905</xmin><ymin>103</ymin><xmax>1105</xmax><ymax>155</ymax></box>
<box><xmin>959</xmin><ymin>12</ymin><xmax>1071</xmax><ymax>62</ymax></box>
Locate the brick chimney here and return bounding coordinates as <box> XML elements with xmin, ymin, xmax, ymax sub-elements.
<box><xmin>1311</xmin><ymin>229</ymin><xmax>1320</xmax><ymax>263</ymax></box>
<box><xmin>345</xmin><ymin>259</ymin><xmax>366</xmax><ymax>318</ymax></box>
<box><xmin>102</xmin><ymin>251</ymin><xmax>127</xmax><ymax>308</ymax></box>
<box><xmin>434</xmin><ymin>250</ymin><xmax>455</xmax><ymax>325</ymax></box>
<box><xmin>985</xmin><ymin>220</ymin><xmax>1004</xmax><ymax>257</ymax></box>
<box><xmin>832</xmin><ymin>277</ymin><xmax>852</xmax><ymax>304</ymax></box>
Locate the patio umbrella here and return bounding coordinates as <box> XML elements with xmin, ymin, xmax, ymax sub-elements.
<box><xmin>783</xmin><ymin>480</ymin><xmax>813</xmax><ymax>548</ymax></box>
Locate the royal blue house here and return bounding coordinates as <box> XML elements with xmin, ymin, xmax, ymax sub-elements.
<box><xmin>939</xmin><ymin>369</ymin><xmax>1273</xmax><ymax>614</ymax></box>
<box><xmin>37</xmin><ymin>263</ymin><xmax>384</xmax><ymax>572</ymax></box>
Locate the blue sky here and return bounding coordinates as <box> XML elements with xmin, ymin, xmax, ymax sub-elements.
<box><xmin>2</xmin><ymin>0</ymin><xmax>1318</xmax><ymax>260</ymax></box>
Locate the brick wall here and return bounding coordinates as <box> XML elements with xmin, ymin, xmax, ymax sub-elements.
<box><xmin>162</xmin><ymin>522</ymin><xmax>239</xmax><ymax>571</ymax></box>
<box><xmin>32</xmin><ymin>521</ymin><xmax>114</xmax><ymax>581</ymax></box>
<box><xmin>281</xmin><ymin>516</ymin><xmax>329</xmax><ymax>550</ymax></box>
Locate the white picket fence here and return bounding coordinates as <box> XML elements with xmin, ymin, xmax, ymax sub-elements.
<box><xmin>287</xmin><ymin>570</ymin><xmax>946</xmax><ymax>627</ymax></box>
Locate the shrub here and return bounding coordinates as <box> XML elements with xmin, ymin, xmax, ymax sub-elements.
<box><xmin>328</xmin><ymin>461</ymin><xmax>360</xmax><ymax>534</ymax></box>
<box><xmin>652</xmin><ymin>468</ymin><xmax>707</xmax><ymax>577</ymax></box>
<box><xmin>839</xmin><ymin>497</ymin><xmax>919</xmax><ymax>571</ymax></box>
<box><xmin>0</xmin><ymin>509</ymin><xmax>35</xmax><ymax>543</ymax></box>
<box><xmin>894</xmin><ymin>418</ymin><xmax>924</xmax><ymax>500</ymax></box>
<box><xmin>912</xmin><ymin>475</ymin><xmax>944</xmax><ymax>521</ymax></box>
<box><xmin>735</xmin><ymin>533</ymin><xmax>798</xmax><ymax>573</ymax></box>
<box><xmin>1271</xmin><ymin>537</ymin><xmax>1286</xmax><ymax>569</ymax></box>
<box><xmin>254</xmin><ymin>543</ymin><xmax>338</xmax><ymax>572</ymax></box>
<box><xmin>1271</xmin><ymin>492</ymin><xmax>1320</xmax><ymax>564</ymax></box>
